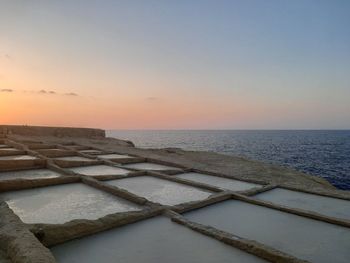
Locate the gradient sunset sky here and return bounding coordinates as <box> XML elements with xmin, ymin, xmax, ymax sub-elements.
<box><xmin>1</xmin><ymin>0</ymin><xmax>349</xmax><ymax>129</ymax></box>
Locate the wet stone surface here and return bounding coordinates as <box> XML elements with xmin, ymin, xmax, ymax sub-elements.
<box><xmin>0</xmin><ymin>148</ymin><xmax>20</xmax><ymax>151</ymax></box>
<box><xmin>51</xmin><ymin>216</ymin><xmax>267</xmax><ymax>263</ymax></box>
<box><xmin>0</xmin><ymin>155</ymin><xmax>38</xmax><ymax>160</ymax></box>
<box><xmin>0</xmin><ymin>183</ymin><xmax>142</xmax><ymax>224</ymax></box>
<box><xmin>175</xmin><ymin>172</ymin><xmax>261</xmax><ymax>191</ymax></box>
<box><xmin>97</xmin><ymin>154</ymin><xmax>133</xmax><ymax>159</ymax></box>
<box><xmin>185</xmin><ymin>200</ymin><xmax>350</xmax><ymax>263</ymax></box>
<box><xmin>40</xmin><ymin>149</ymin><xmax>66</xmax><ymax>153</ymax></box>
<box><xmin>0</xmin><ymin>169</ymin><xmax>61</xmax><ymax>181</ymax></box>
<box><xmin>68</xmin><ymin>165</ymin><xmax>130</xmax><ymax>177</ymax></box>
<box><xmin>122</xmin><ymin>162</ymin><xmax>182</xmax><ymax>171</ymax></box>
<box><xmin>79</xmin><ymin>150</ymin><xmax>103</xmax><ymax>154</ymax></box>
<box><xmin>54</xmin><ymin>156</ymin><xmax>94</xmax><ymax>162</ymax></box>
<box><xmin>106</xmin><ymin>176</ymin><xmax>212</xmax><ymax>206</ymax></box>
<box><xmin>254</xmin><ymin>188</ymin><xmax>350</xmax><ymax>221</ymax></box>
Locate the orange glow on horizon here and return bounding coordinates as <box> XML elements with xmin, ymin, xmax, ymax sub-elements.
<box><xmin>0</xmin><ymin>89</ymin><xmax>270</xmax><ymax>129</ymax></box>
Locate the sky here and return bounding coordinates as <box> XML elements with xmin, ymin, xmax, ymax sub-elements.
<box><xmin>0</xmin><ymin>0</ymin><xmax>349</xmax><ymax>129</ymax></box>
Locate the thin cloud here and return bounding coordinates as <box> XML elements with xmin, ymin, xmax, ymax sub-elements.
<box><xmin>1</xmin><ymin>54</ymin><xmax>12</xmax><ymax>60</ymax></box>
<box><xmin>2</xmin><ymin>89</ymin><xmax>78</xmax><ymax>96</ymax></box>
<box><xmin>65</xmin><ymin>92</ymin><xmax>78</xmax><ymax>96</ymax></box>
<box><xmin>146</xmin><ymin>97</ymin><xmax>158</xmax><ymax>101</ymax></box>
<box><xmin>38</xmin><ymin>89</ymin><xmax>57</xmax><ymax>94</ymax></box>
<box><xmin>0</xmin><ymin>89</ymin><xmax>13</xmax><ymax>92</ymax></box>
<box><xmin>35</xmin><ymin>89</ymin><xmax>78</xmax><ymax>96</ymax></box>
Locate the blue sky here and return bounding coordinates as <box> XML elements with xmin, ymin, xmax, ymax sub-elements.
<box><xmin>0</xmin><ymin>0</ymin><xmax>349</xmax><ymax>129</ymax></box>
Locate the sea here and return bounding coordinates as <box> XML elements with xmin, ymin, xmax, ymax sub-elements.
<box><xmin>107</xmin><ymin>130</ymin><xmax>350</xmax><ymax>190</ymax></box>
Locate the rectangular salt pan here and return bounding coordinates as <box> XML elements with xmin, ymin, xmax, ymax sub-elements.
<box><xmin>175</xmin><ymin>172</ymin><xmax>261</xmax><ymax>192</ymax></box>
<box><xmin>254</xmin><ymin>188</ymin><xmax>350</xmax><ymax>221</ymax></box>
<box><xmin>106</xmin><ymin>176</ymin><xmax>212</xmax><ymax>206</ymax></box>
<box><xmin>54</xmin><ymin>156</ymin><xmax>94</xmax><ymax>161</ymax></box>
<box><xmin>97</xmin><ymin>154</ymin><xmax>133</xmax><ymax>159</ymax></box>
<box><xmin>0</xmin><ymin>155</ymin><xmax>38</xmax><ymax>160</ymax></box>
<box><xmin>185</xmin><ymin>200</ymin><xmax>350</xmax><ymax>263</ymax></box>
<box><xmin>0</xmin><ymin>169</ymin><xmax>61</xmax><ymax>181</ymax></box>
<box><xmin>51</xmin><ymin>216</ymin><xmax>266</xmax><ymax>263</ymax></box>
<box><xmin>68</xmin><ymin>165</ymin><xmax>130</xmax><ymax>176</ymax></box>
<box><xmin>122</xmin><ymin>162</ymin><xmax>181</xmax><ymax>171</ymax></box>
<box><xmin>0</xmin><ymin>183</ymin><xmax>141</xmax><ymax>224</ymax></box>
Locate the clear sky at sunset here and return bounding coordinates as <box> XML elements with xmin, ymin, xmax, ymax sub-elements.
<box><xmin>1</xmin><ymin>0</ymin><xmax>349</xmax><ymax>129</ymax></box>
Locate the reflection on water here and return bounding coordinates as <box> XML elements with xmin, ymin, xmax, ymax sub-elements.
<box><xmin>1</xmin><ymin>183</ymin><xmax>141</xmax><ymax>224</ymax></box>
<box><xmin>107</xmin><ymin>176</ymin><xmax>212</xmax><ymax>205</ymax></box>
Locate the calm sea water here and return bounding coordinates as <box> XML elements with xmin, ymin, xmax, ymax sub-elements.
<box><xmin>107</xmin><ymin>130</ymin><xmax>350</xmax><ymax>190</ymax></box>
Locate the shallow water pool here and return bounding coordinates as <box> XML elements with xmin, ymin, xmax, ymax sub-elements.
<box><xmin>0</xmin><ymin>169</ymin><xmax>61</xmax><ymax>181</ymax></box>
<box><xmin>0</xmin><ymin>183</ymin><xmax>141</xmax><ymax>224</ymax></box>
<box><xmin>0</xmin><ymin>155</ymin><xmax>38</xmax><ymax>160</ymax></box>
<box><xmin>122</xmin><ymin>162</ymin><xmax>181</xmax><ymax>171</ymax></box>
<box><xmin>97</xmin><ymin>153</ymin><xmax>133</xmax><ymax>159</ymax></box>
<box><xmin>175</xmin><ymin>172</ymin><xmax>261</xmax><ymax>191</ymax></box>
<box><xmin>106</xmin><ymin>176</ymin><xmax>212</xmax><ymax>205</ymax></box>
<box><xmin>254</xmin><ymin>188</ymin><xmax>350</xmax><ymax>221</ymax></box>
<box><xmin>68</xmin><ymin>165</ymin><xmax>130</xmax><ymax>177</ymax></box>
<box><xmin>51</xmin><ymin>216</ymin><xmax>267</xmax><ymax>263</ymax></box>
<box><xmin>185</xmin><ymin>200</ymin><xmax>350</xmax><ymax>263</ymax></box>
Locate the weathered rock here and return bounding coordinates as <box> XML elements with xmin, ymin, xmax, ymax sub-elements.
<box><xmin>0</xmin><ymin>125</ymin><xmax>105</xmax><ymax>138</ymax></box>
<box><xmin>0</xmin><ymin>202</ymin><xmax>56</xmax><ymax>263</ymax></box>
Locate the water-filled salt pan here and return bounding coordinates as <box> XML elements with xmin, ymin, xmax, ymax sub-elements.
<box><xmin>122</xmin><ymin>162</ymin><xmax>181</xmax><ymax>171</ymax></box>
<box><xmin>185</xmin><ymin>200</ymin><xmax>350</xmax><ymax>263</ymax></box>
<box><xmin>106</xmin><ymin>176</ymin><xmax>212</xmax><ymax>205</ymax></box>
<box><xmin>97</xmin><ymin>154</ymin><xmax>133</xmax><ymax>159</ymax></box>
<box><xmin>68</xmin><ymin>165</ymin><xmax>130</xmax><ymax>176</ymax></box>
<box><xmin>54</xmin><ymin>156</ymin><xmax>94</xmax><ymax>161</ymax></box>
<box><xmin>175</xmin><ymin>172</ymin><xmax>261</xmax><ymax>191</ymax></box>
<box><xmin>0</xmin><ymin>183</ymin><xmax>141</xmax><ymax>224</ymax></box>
<box><xmin>0</xmin><ymin>155</ymin><xmax>38</xmax><ymax>160</ymax></box>
<box><xmin>254</xmin><ymin>188</ymin><xmax>350</xmax><ymax>220</ymax></box>
<box><xmin>0</xmin><ymin>169</ymin><xmax>61</xmax><ymax>181</ymax></box>
<box><xmin>51</xmin><ymin>216</ymin><xmax>266</xmax><ymax>263</ymax></box>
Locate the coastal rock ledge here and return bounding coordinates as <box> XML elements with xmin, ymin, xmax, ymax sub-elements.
<box><xmin>0</xmin><ymin>125</ymin><xmax>349</xmax><ymax>263</ymax></box>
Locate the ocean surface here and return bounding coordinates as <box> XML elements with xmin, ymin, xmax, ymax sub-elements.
<box><xmin>107</xmin><ymin>130</ymin><xmax>350</xmax><ymax>190</ymax></box>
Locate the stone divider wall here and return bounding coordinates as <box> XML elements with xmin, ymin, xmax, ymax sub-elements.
<box><xmin>0</xmin><ymin>125</ymin><xmax>105</xmax><ymax>138</ymax></box>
